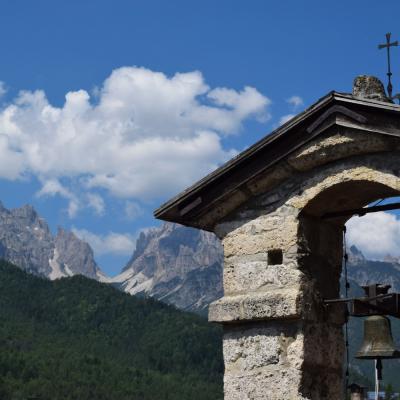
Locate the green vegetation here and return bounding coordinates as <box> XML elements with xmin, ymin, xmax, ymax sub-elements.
<box><xmin>2</xmin><ymin>257</ymin><xmax>398</xmax><ymax>399</ymax></box>
<box><xmin>0</xmin><ymin>260</ymin><xmax>223</xmax><ymax>400</ymax></box>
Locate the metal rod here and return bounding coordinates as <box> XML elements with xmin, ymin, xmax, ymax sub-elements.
<box><xmin>323</xmin><ymin>293</ymin><xmax>393</xmax><ymax>304</ymax></box>
<box><xmin>386</xmin><ymin>33</ymin><xmax>393</xmax><ymax>98</ymax></box>
<box><xmin>378</xmin><ymin>32</ymin><xmax>398</xmax><ymax>99</ymax></box>
<box><xmin>375</xmin><ymin>360</ymin><xmax>379</xmax><ymax>400</ymax></box>
<box><xmin>321</xmin><ymin>202</ymin><xmax>400</xmax><ymax>219</ymax></box>
<box><xmin>343</xmin><ymin>227</ymin><xmax>350</xmax><ymax>396</ymax></box>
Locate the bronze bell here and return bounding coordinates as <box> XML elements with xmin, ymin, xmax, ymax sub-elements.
<box><xmin>356</xmin><ymin>315</ymin><xmax>400</xmax><ymax>359</ymax></box>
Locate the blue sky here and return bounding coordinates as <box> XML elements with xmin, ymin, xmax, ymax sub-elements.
<box><xmin>0</xmin><ymin>0</ymin><xmax>400</xmax><ymax>275</ymax></box>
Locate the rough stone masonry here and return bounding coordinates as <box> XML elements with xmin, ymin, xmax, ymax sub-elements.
<box><xmin>155</xmin><ymin>75</ymin><xmax>400</xmax><ymax>399</ymax></box>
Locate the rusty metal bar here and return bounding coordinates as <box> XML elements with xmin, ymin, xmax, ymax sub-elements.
<box><xmin>321</xmin><ymin>202</ymin><xmax>400</xmax><ymax>219</ymax></box>
<box><xmin>323</xmin><ymin>293</ymin><xmax>393</xmax><ymax>304</ymax></box>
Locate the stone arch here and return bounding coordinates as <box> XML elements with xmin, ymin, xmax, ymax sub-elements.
<box><xmin>293</xmin><ymin>167</ymin><xmax>400</xmax><ymax>398</ymax></box>
<box><xmin>297</xmin><ymin>164</ymin><xmax>400</xmax><ymax>300</ymax></box>
<box><xmin>203</xmin><ymin>157</ymin><xmax>400</xmax><ymax>399</ymax></box>
<box><xmin>155</xmin><ymin>77</ymin><xmax>400</xmax><ymax>399</ymax></box>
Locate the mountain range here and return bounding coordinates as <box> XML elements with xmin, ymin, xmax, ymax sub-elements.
<box><xmin>0</xmin><ymin>202</ymin><xmax>104</xmax><ymax>281</ymax></box>
<box><xmin>109</xmin><ymin>223</ymin><xmax>223</xmax><ymax>313</ymax></box>
<box><xmin>2</xmin><ymin>202</ymin><xmax>400</xmax><ymax>390</ymax></box>
<box><xmin>0</xmin><ymin>203</ymin><xmax>223</xmax><ymax>313</ymax></box>
<box><xmin>3</xmin><ymin>202</ymin><xmax>400</xmax><ymax>317</ymax></box>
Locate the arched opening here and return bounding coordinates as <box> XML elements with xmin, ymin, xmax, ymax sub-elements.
<box><xmin>344</xmin><ymin>199</ymin><xmax>400</xmax><ymax>395</ymax></box>
<box><xmin>298</xmin><ymin>180</ymin><xmax>400</xmax><ymax>398</ymax></box>
<box><xmin>299</xmin><ymin>181</ymin><xmax>400</xmax><ymax>298</ymax></box>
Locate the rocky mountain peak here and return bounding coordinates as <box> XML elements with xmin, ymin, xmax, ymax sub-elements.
<box><xmin>56</xmin><ymin>226</ymin><xmax>76</xmax><ymax>241</ymax></box>
<box><xmin>0</xmin><ymin>203</ymin><xmax>105</xmax><ymax>281</ymax></box>
<box><xmin>11</xmin><ymin>204</ymin><xmax>39</xmax><ymax>221</ymax></box>
<box><xmin>0</xmin><ymin>200</ymin><xmax>8</xmax><ymax>213</ymax></box>
<box><xmin>54</xmin><ymin>227</ymin><xmax>101</xmax><ymax>280</ymax></box>
<box><xmin>113</xmin><ymin>222</ymin><xmax>223</xmax><ymax>313</ymax></box>
<box><xmin>348</xmin><ymin>245</ymin><xmax>365</xmax><ymax>264</ymax></box>
<box><xmin>124</xmin><ymin>227</ymin><xmax>160</xmax><ymax>268</ymax></box>
<box><xmin>383</xmin><ymin>254</ymin><xmax>400</xmax><ymax>264</ymax></box>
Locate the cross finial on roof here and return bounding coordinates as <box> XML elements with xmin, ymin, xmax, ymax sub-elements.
<box><xmin>378</xmin><ymin>32</ymin><xmax>398</xmax><ymax>99</ymax></box>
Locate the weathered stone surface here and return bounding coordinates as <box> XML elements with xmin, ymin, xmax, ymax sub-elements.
<box><xmin>211</xmin><ymin>151</ymin><xmax>400</xmax><ymax>398</ymax></box>
<box><xmin>287</xmin><ymin>129</ymin><xmax>395</xmax><ymax>172</ymax></box>
<box><xmin>222</xmin><ymin>320</ymin><xmax>344</xmax><ymax>399</ymax></box>
<box><xmin>352</xmin><ymin>75</ymin><xmax>389</xmax><ymax>102</ymax></box>
<box><xmin>224</xmin><ymin>369</ymin><xmax>305</xmax><ymax>400</ymax></box>
<box><xmin>223</xmin><ymin>256</ymin><xmax>302</xmax><ymax>294</ymax></box>
<box><xmin>194</xmin><ymin>83</ymin><xmax>400</xmax><ymax>399</ymax></box>
<box><xmin>212</xmin><ymin>153</ymin><xmax>400</xmax><ymax>398</ymax></box>
<box><xmin>221</xmin><ymin>207</ymin><xmax>299</xmax><ymax>258</ymax></box>
<box><xmin>209</xmin><ymin>288</ymin><xmax>302</xmax><ymax>323</ymax></box>
<box><xmin>223</xmin><ymin>326</ymin><xmax>284</xmax><ymax>371</ymax></box>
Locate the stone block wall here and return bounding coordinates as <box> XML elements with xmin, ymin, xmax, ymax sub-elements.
<box><xmin>209</xmin><ymin>139</ymin><xmax>400</xmax><ymax>398</ymax></box>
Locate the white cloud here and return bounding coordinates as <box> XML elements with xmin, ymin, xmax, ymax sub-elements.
<box><xmin>87</xmin><ymin>193</ymin><xmax>105</xmax><ymax>216</ymax></box>
<box><xmin>125</xmin><ymin>201</ymin><xmax>143</xmax><ymax>220</ymax></box>
<box><xmin>0</xmin><ymin>136</ymin><xmax>24</xmax><ymax>179</ymax></box>
<box><xmin>279</xmin><ymin>114</ymin><xmax>295</xmax><ymax>126</ymax></box>
<box><xmin>72</xmin><ymin>228</ymin><xmax>136</xmax><ymax>256</ymax></box>
<box><xmin>346</xmin><ymin>212</ymin><xmax>400</xmax><ymax>259</ymax></box>
<box><xmin>36</xmin><ymin>179</ymin><xmax>80</xmax><ymax>218</ymax></box>
<box><xmin>0</xmin><ymin>66</ymin><xmax>270</xmax><ymax>210</ymax></box>
<box><xmin>287</xmin><ymin>95</ymin><xmax>303</xmax><ymax>110</ymax></box>
<box><xmin>0</xmin><ymin>82</ymin><xmax>7</xmax><ymax>98</ymax></box>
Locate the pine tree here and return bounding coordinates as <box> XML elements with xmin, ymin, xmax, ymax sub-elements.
<box><xmin>385</xmin><ymin>383</ymin><xmax>394</xmax><ymax>400</ymax></box>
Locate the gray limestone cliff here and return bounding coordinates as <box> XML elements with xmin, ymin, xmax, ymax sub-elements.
<box><xmin>111</xmin><ymin>223</ymin><xmax>223</xmax><ymax>313</ymax></box>
<box><xmin>54</xmin><ymin>228</ymin><xmax>102</xmax><ymax>280</ymax></box>
<box><xmin>113</xmin><ymin>226</ymin><xmax>400</xmax><ymax>315</ymax></box>
<box><xmin>0</xmin><ymin>202</ymin><xmax>104</xmax><ymax>281</ymax></box>
<box><xmin>347</xmin><ymin>245</ymin><xmax>400</xmax><ymax>292</ymax></box>
<box><xmin>2</xmin><ymin>201</ymin><xmax>399</xmax><ymax>318</ymax></box>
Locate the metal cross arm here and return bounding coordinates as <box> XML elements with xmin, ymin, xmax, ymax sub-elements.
<box><xmin>378</xmin><ymin>32</ymin><xmax>398</xmax><ymax>99</ymax></box>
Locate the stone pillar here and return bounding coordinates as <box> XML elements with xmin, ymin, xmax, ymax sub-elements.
<box><xmin>210</xmin><ymin>202</ymin><xmax>346</xmax><ymax>399</ymax></box>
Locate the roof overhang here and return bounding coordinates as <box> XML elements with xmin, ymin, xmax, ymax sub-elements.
<box><xmin>154</xmin><ymin>91</ymin><xmax>400</xmax><ymax>231</ymax></box>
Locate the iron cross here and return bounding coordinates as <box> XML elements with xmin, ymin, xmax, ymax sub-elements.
<box><xmin>378</xmin><ymin>32</ymin><xmax>398</xmax><ymax>99</ymax></box>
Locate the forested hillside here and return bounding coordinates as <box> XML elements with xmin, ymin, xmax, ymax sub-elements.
<box><xmin>0</xmin><ymin>260</ymin><xmax>223</xmax><ymax>400</ymax></box>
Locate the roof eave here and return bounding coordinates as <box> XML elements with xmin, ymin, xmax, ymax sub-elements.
<box><xmin>154</xmin><ymin>91</ymin><xmax>337</xmax><ymax>219</ymax></box>
<box><xmin>154</xmin><ymin>91</ymin><xmax>400</xmax><ymax>227</ymax></box>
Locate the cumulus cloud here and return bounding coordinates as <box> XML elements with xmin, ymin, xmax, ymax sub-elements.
<box><xmin>346</xmin><ymin>212</ymin><xmax>400</xmax><ymax>259</ymax></box>
<box><xmin>0</xmin><ymin>82</ymin><xmax>7</xmax><ymax>98</ymax></box>
<box><xmin>279</xmin><ymin>114</ymin><xmax>295</xmax><ymax>126</ymax></box>
<box><xmin>72</xmin><ymin>228</ymin><xmax>136</xmax><ymax>256</ymax></box>
<box><xmin>125</xmin><ymin>201</ymin><xmax>143</xmax><ymax>220</ymax></box>
<box><xmin>0</xmin><ymin>66</ymin><xmax>270</xmax><ymax>215</ymax></box>
<box><xmin>287</xmin><ymin>95</ymin><xmax>303</xmax><ymax>110</ymax></box>
<box><xmin>36</xmin><ymin>179</ymin><xmax>79</xmax><ymax>218</ymax></box>
<box><xmin>87</xmin><ymin>193</ymin><xmax>105</xmax><ymax>216</ymax></box>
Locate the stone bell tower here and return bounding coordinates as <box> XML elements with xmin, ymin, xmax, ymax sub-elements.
<box><xmin>155</xmin><ymin>76</ymin><xmax>400</xmax><ymax>399</ymax></box>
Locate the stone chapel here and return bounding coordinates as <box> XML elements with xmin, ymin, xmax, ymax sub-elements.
<box><xmin>155</xmin><ymin>76</ymin><xmax>400</xmax><ymax>399</ymax></box>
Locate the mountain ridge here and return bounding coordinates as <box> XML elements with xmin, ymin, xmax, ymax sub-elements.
<box><xmin>3</xmin><ymin>201</ymin><xmax>400</xmax><ymax>318</ymax></box>
<box><xmin>111</xmin><ymin>222</ymin><xmax>223</xmax><ymax>313</ymax></box>
<box><xmin>113</xmin><ymin>223</ymin><xmax>400</xmax><ymax>315</ymax></box>
<box><xmin>0</xmin><ymin>202</ymin><xmax>105</xmax><ymax>281</ymax></box>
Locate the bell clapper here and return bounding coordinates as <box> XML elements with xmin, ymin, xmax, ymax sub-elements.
<box><xmin>376</xmin><ymin>358</ymin><xmax>382</xmax><ymax>381</ymax></box>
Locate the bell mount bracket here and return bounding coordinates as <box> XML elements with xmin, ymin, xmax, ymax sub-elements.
<box><xmin>324</xmin><ymin>283</ymin><xmax>400</xmax><ymax>318</ymax></box>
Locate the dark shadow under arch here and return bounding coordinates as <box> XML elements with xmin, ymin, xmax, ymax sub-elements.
<box><xmin>297</xmin><ymin>180</ymin><xmax>400</xmax><ymax>398</ymax></box>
